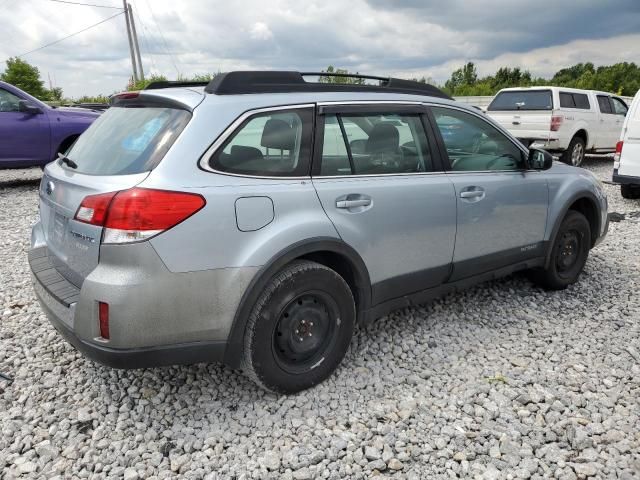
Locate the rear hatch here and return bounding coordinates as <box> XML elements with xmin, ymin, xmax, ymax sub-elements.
<box><xmin>487</xmin><ymin>89</ymin><xmax>554</xmax><ymax>143</ymax></box>
<box><xmin>39</xmin><ymin>97</ymin><xmax>193</xmax><ymax>287</ymax></box>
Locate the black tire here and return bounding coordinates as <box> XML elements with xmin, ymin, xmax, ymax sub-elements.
<box><xmin>241</xmin><ymin>260</ymin><xmax>355</xmax><ymax>394</ymax></box>
<box><xmin>561</xmin><ymin>136</ymin><xmax>586</xmax><ymax>167</ymax></box>
<box><xmin>530</xmin><ymin>211</ymin><xmax>591</xmax><ymax>290</ymax></box>
<box><xmin>621</xmin><ymin>184</ymin><xmax>640</xmax><ymax>199</ymax></box>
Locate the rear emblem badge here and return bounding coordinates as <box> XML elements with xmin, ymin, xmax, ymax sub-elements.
<box><xmin>46</xmin><ymin>181</ymin><xmax>55</xmax><ymax>195</ymax></box>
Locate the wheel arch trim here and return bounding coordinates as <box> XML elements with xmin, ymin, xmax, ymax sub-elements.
<box><xmin>222</xmin><ymin>237</ymin><xmax>371</xmax><ymax>367</ymax></box>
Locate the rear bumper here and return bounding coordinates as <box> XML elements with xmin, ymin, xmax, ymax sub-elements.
<box><xmin>612</xmin><ymin>169</ymin><xmax>640</xmax><ymax>185</ymax></box>
<box><xmin>32</xmin><ymin>277</ymin><xmax>226</xmax><ymax>369</ymax></box>
<box><xmin>29</xmin><ymin>222</ymin><xmax>257</xmax><ymax>368</ymax></box>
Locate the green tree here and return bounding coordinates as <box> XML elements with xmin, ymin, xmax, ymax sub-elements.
<box><xmin>318</xmin><ymin>66</ymin><xmax>366</xmax><ymax>84</ymax></box>
<box><xmin>0</xmin><ymin>57</ymin><xmax>50</xmax><ymax>99</ymax></box>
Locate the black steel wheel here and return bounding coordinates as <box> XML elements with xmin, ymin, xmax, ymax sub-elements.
<box><xmin>242</xmin><ymin>260</ymin><xmax>355</xmax><ymax>393</ymax></box>
<box><xmin>530</xmin><ymin>210</ymin><xmax>590</xmax><ymax>290</ymax></box>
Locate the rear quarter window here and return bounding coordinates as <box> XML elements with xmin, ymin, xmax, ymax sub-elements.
<box><xmin>65</xmin><ymin>106</ymin><xmax>191</xmax><ymax>175</ymax></box>
<box><xmin>488</xmin><ymin>90</ymin><xmax>553</xmax><ymax>111</ymax></box>
<box><xmin>560</xmin><ymin>92</ymin><xmax>590</xmax><ymax>109</ymax></box>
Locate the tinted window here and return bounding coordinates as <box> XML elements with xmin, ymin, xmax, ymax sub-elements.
<box><xmin>66</xmin><ymin>107</ymin><xmax>190</xmax><ymax>175</ymax></box>
<box><xmin>318</xmin><ymin>113</ymin><xmax>432</xmax><ymax>175</ymax></box>
<box><xmin>432</xmin><ymin>107</ymin><xmax>524</xmax><ymax>171</ymax></box>
<box><xmin>560</xmin><ymin>92</ymin><xmax>576</xmax><ymax>108</ymax></box>
<box><xmin>611</xmin><ymin>97</ymin><xmax>628</xmax><ymax>115</ymax></box>
<box><xmin>210</xmin><ymin>108</ymin><xmax>312</xmax><ymax>177</ymax></box>
<box><xmin>0</xmin><ymin>88</ymin><xmax>21</xmax><ymax>112</ymax></box>
<box><xmin>560</xmin><ymin>92</ymin><xmax>590</xmax><ymax>109</ymax></box>
<box><xmin>597</xmin><ymin>95</ymin><xmax>613</xmax><ymax>114</ymax></box>
<box><xmin>488</xmin><ymin>90</ymin><xmax>552</xmax><ymax>111</ymax></box>
<box><xmin>574</xmin><ymin>93</ymin><xmax>590</xmax><ymax>109</ymax></box>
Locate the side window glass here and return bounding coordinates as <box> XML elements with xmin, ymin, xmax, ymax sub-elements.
<box><xmin>318</xmin><ymin>112</ymin><xmax>433</xmax><ymax>175</ymax></box>
<box><xmin>209</xmin><ymin>108</ymin><xmax>312</xmax><ymax>176</ymax></box>
<box><xmin>597</xmin><ymin>96</ymin><xmax>613</xmax><ymax>114</ymax></box>
<box><xmin>559</xmin><ymin>92</ymin><xmax>575</xmax><ymax>108</ymax></box>
<box><xmin>0</xmin><ymin>89</ymin><xmax>21</xmax><ymax>112</ymax></box>
<box><xmin>573</xmin><ymin>93</ymin><xmax>590</xmax><ymax>109</ymax></box>
<box><xmin>432</xmin><ymin>107</ymin><xmax>524</xmax><ymax>172</ymax></box>
<box><xmin>612</xmin><ymin>98</ymin><xmax>628</xmax><ymax>116</ymax></box>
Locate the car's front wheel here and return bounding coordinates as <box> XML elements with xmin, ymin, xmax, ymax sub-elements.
<box><xmin>242</xmin><ymin>260</ymin><xmax>355</xmax><ymax>393</ymax></box>
<box><xmin>530</xmin><ymin>210</ymin><xmax>591</xmax><ymax>290</ymax></box>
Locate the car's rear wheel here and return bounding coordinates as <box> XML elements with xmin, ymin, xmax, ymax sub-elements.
<box><xmin>621</xmin><ymin>184</ymin><xmax>640</xmax><ymax>199</ymax></box>
<box><xmin>561</xmin><ymin>136</ymin><xmax>585</xmax><ymax>167</ymax></box>
<box><xmin>530</xmin><ymin>210</ymin><xmax>591</xmax><ymax>290</ymax></box>
<box><xmin>242</xmin><ymin>260</ymin><xmax>355</xmax><ymax>393</ymax></box>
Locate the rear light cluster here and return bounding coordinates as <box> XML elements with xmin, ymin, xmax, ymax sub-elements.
<box><xmin>74</xmin><ymin>188</ymin><xmax>205</xmax><ymax>244</ymax></box>
<box><xmin>550</xmin><ymin>115</ymin><xmax>563</xmax><ymax>131</ymax></box>
<box><xmin>614</xmin><ymin>140</ymin><xmax>624</xmax><ymax>164</ymax></box>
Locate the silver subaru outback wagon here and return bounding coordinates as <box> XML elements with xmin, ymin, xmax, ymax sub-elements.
<box><xmin>30</xmin><ymin>71</ymin><xmax>608</xmax><ymax>393</ymax></box>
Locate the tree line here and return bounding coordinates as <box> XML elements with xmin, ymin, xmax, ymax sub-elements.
<box><xmin>2</xmin><ymin>57</ymin><xmax>639</xmax><ymax>104</ymax></box>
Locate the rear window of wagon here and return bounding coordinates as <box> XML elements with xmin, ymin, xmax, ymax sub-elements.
<box><xmin>64</xmin><ymin>106</ymin><xmax>191</xmax><ymax>175</ymax></box>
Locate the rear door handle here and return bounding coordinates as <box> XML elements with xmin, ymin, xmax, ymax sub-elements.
<box><xmin>460</xmin><ymin>190</ymin><xmax>484</xmax><ymax>199</ymax></box>
<box><xmin>336</xmin><ymin>198</ymin><xmax>371</xmax><ymax>208</ymax></box>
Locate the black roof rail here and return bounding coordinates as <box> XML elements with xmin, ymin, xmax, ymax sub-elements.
<box><xmin>144</xmin><ymin>80</ymin><xmax>209</xmax><ymax>90</ymax></box>
<box><xmin>204</xmin><ymin>71</ymin><xmax>452</xmax><ymax>100</ymax></box>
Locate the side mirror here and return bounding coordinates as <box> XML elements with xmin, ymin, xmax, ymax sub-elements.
<box><xmin>528</xmin><ymin>148</ymin><xmax>553</xmax><ymax>170</ymax></box>
<box><xmin>18</xmin><ymin>100</ymin><xmax>42</xmax><ymax>115</ymax></box>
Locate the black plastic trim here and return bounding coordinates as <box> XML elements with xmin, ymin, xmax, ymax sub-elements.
<box><xmin>204</xmin><ymin>71</ymin><xmax>452</xmax><ymax>99</ymax></box>
<box><xmin>48</xmin><ymin>311</ymin><xmax>225</xmax><ymax>369</ymax></box>
<box><xmin>318</xmin><ymin>104</ymin><xmax>427</xmax><ymax>115</ymax></box>
<box><xmin>144</xmin><ymin>80</ymin><xmax>209</xmax><ymax>90</ymax></box>
<box><xmin>450</xmin><ymin>242</ymin><xmax>547</xmax><ymax>282</ymax></box>
<box><xmin>222</xmin><ymin>237</ymin><xmax>371</xmax><ymax>368</ymax></box>
<box><xmin>109</xmin><ymin>93</ymin><xmax>194</xmax><ymax>112</ymax></box>
<box><xmin>613</xmin><ymin>171</ymin><xmax>639</xmax><ymax>186</ymax></box>
<box><xmin>371</xmin><ymin>264</ymin><xmax>451</xmax><ymax>305</ymax></box>
<box><xmin>362</xmin><ymin>256</ymin><xmax>546</xmax><ymax>324</ymax></box>
<box><xmin>28</xmin><ymin>247</ymin><xmax>80</xmax><ymax>307</ymax></box>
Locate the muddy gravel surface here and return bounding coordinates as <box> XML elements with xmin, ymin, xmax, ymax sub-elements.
<box><xmin>0</xmin><ymin>159</ymin><xmax>638</xmax><ymax>479</ymax></box>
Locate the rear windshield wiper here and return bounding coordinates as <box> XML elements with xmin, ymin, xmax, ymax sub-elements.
<box><xmin>58</xmin><ymin>153</ymin><xmax>78</xmax><ymax>169</ymax></box>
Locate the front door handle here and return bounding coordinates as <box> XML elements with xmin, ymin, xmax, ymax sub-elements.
<box><xmin>336</xmin><ymin>198</ymin><xmax>371</xmax><ymax>208</ymax></box>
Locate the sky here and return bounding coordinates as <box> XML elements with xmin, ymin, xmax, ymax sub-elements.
<box><xmin>1</xmin><ymin>0</ymin><xmax>640</xmax><ymax>98</ymax></box>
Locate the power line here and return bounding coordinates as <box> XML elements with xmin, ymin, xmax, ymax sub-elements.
<box><xmin>48</xmin><ymin>0</ymin><xmax>123</xmax><ymax>8</ymax></box>
<box><xmin>17</xmin><ymin>11</ymin><xmax>124</xmax><ymax>57</ymax></box>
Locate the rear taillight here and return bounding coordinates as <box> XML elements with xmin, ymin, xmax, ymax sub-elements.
<box><xmin>74</xmin><ymin>188</ymin><xmax>206</xmax><ymax>244</ymax></box>
<box><xmin>550</xmin><ymin>115</ymin><xmax>563</xmax><ymax>131</ymax></box>
<box><xmin>614</xmin><ymin>140</ymin><xmax>624</xmax><ymax>163</ymax></box>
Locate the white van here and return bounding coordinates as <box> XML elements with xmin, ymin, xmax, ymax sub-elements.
<box><xmin>488</xmin><ymin>87</ymin><xmax>628</xmax><ymax>166</ymax></box>
<box><xmin>613</xmin><ymin>89</ymin><xmax>640</xmax><ymax>199</ymax></box>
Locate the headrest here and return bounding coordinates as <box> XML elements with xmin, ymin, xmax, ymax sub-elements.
<box><xmin>261</xmin><ymin>118</ymin><xmax>296</xmax><ymax>150</ymax></box>
<box><xmin>365</xmin><ymin>123</ymin><xmax>400</xmax><ymax>154</ymax></box>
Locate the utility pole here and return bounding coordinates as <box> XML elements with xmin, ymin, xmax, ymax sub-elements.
<box><xmin>123</xmin><ymin>0</ymin><xmax>138</xmax><ymax>83</ymax></box>
<box><xmin>127</xmin><ymin>2</ymin><xmax>144</xmax><ymax>81</ymax></box>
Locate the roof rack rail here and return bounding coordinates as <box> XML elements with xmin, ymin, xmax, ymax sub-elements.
<box><xmin>204</xmin><ymin>71</ymin><xmax>452</xmax><ymax>100</ymax></box>
<box><xmin>144</xmin><ymin>80</ymin><xmax>209</xmax><ymax>90</ymax></box>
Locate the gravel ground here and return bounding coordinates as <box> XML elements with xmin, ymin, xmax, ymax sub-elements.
<box><xmin>0</xmin><ymin>159</ymin><xmax>638</xmax><ymax>480</ymax></box>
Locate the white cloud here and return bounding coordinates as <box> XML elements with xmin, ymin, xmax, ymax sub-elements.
<box><xmin>0</xmin><ymin>0</ymin><xmax>638</xmax><ymax>98</ymax></box>
<box><xmin>249</xmin><ymin>22</ymin><xmax>273</xmax><ymax>41</ymax></box>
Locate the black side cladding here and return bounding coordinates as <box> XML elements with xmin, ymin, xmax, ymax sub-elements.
<box><xmin>204</xmin><ymin>71</ymin><xmax>453</xmax><ymax>100</ymax></box>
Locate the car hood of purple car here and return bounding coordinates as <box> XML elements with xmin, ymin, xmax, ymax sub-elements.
<box><xmin>50</xmin><ymin>106</ymin><xmax>102</xmax><ymax>117</ymax></box>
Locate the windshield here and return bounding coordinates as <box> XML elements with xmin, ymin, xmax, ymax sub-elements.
<box><xmin>65</xmin><ymin>106</ymin><xmax>191</xmax><ymax>175</ymax></box>
<box><xmin>488</xmin><ymin>90</ymin><xmax>553</xmax><ymax>111</ymax></box>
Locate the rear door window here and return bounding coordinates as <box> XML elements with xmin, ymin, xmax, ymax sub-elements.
<box><xmin>597</xmin><ymin>95</ymin><xmax>613</xmax><ymax>114</ymax></box>
<box><xmin>488</xmin><ymin>90</ymin><xmax>553</xmax><ymax>111</ymax></box>
<box><xmin>66</xmin><ymin>107</ymin><xmax>191</xmax><ymax>175</ymax></box>
<box><xmin>559</xmin><ymin>92</ymin><xmax>590</xmax><ymax>109</ymax></box>
<box><xmin>317</xmin><ymin>112</ymin><xmax>433</xmax><ymax>175</ymax></box>
<box><xmin>209</xmin><ymin>108</ymin><xmax>313</xmax><ymax>177</ymax></box>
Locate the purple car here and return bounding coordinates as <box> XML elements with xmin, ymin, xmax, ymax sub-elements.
<box><xmin>0</xmin><ymin>81</ymin><xmax>100</xmax><ymax>169</ymax></box>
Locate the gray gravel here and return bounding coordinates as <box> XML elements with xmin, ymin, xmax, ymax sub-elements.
<box><xmin>1</xmin><ymin>159</ymin><xmax>639</xmax><ymax>479</ymax></box>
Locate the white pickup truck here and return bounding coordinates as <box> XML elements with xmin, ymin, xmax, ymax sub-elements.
<box><xmin>487</xmin><ymin>86</ymin><xmax>628</xmax><ymax>166</ymax></box>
